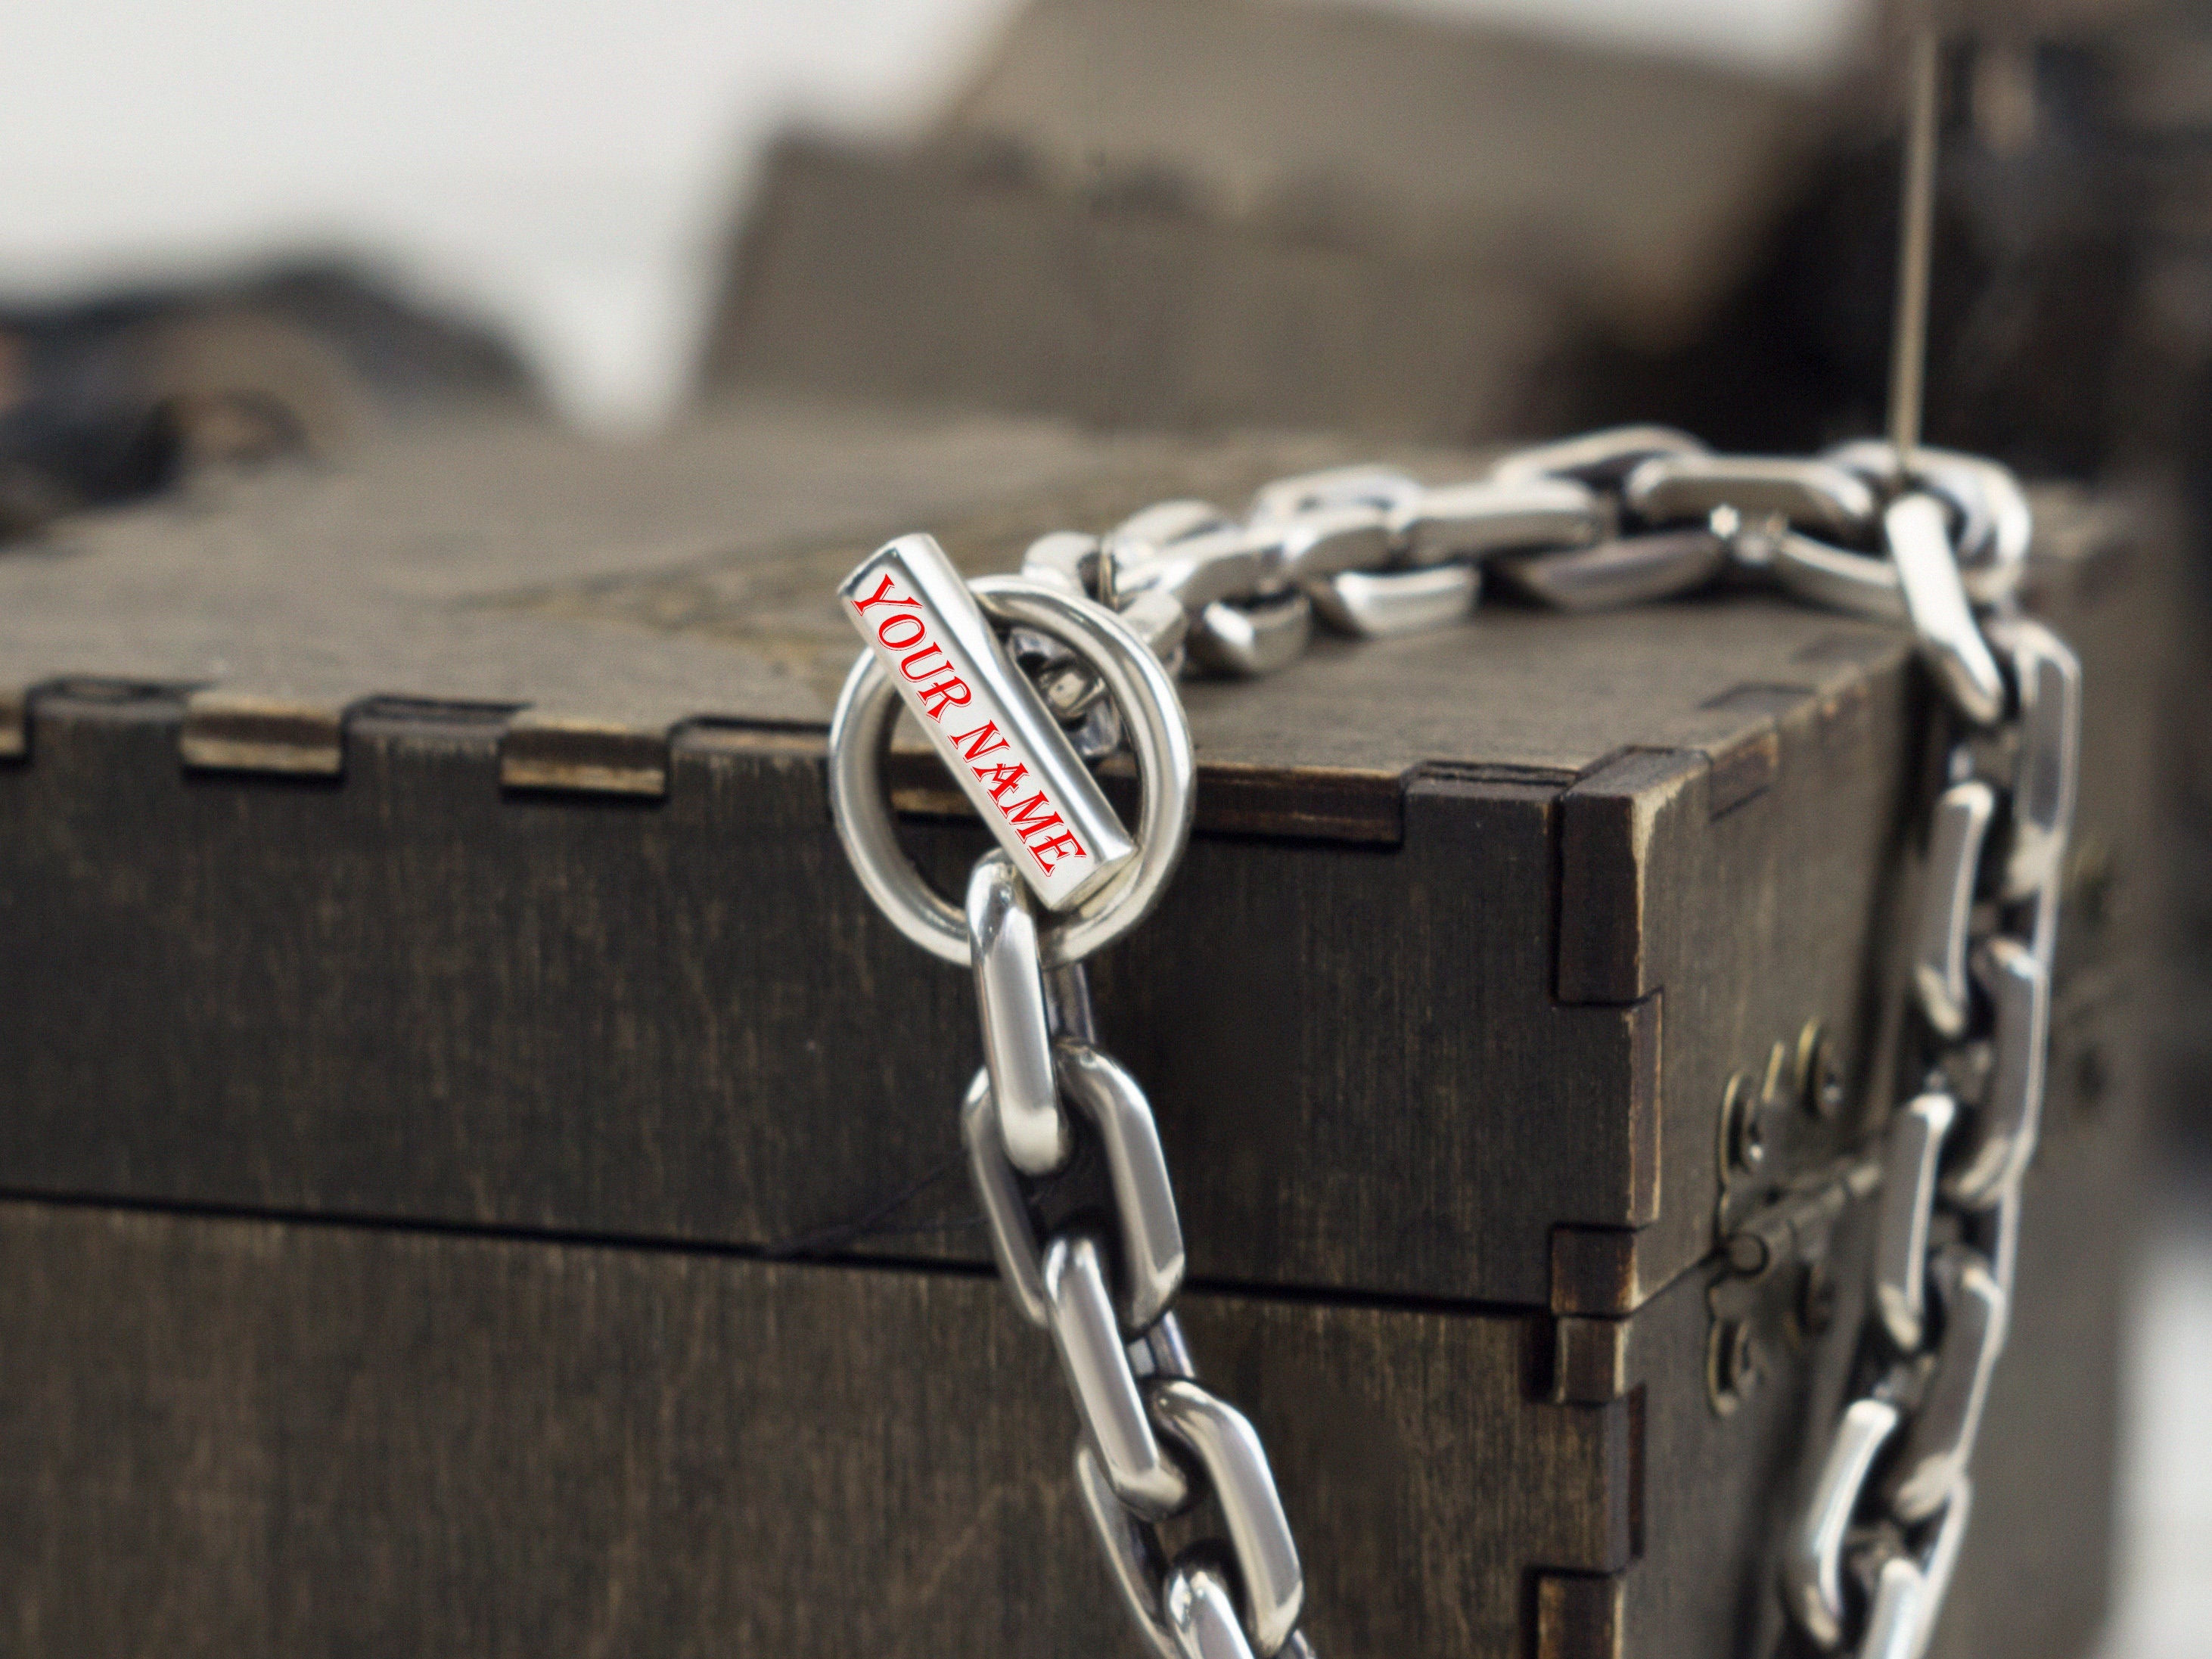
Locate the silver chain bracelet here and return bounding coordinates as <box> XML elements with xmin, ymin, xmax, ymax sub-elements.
<box><xmin>822</xmin><ymin>424</ymin><xmax>2079</xmax><ymax>1659</ymax></box>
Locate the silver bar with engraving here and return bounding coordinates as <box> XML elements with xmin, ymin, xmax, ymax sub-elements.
<box><xmin>840</xmin><ymin>533</ymin><xmax>1135</xmax><ymax>909</ymax></box>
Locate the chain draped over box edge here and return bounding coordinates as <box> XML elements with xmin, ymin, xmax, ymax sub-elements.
<box><xmin>824</xmin><ymin>424</ymin><xmax>2080</xmax><ymax>1659</ymax></box>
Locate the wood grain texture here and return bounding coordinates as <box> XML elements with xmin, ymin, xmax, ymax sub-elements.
<box><xmin>0</xmin><ymin>1014</ymin><xmax>2135</xmax><ymax>1659</ymax></box>
<box><xmin>701</xmin><ymin>0</ymin><xmax>1817</xmax><ymax>440</ymax></box>
<box><xmin>0</xmin><ymin>414</ymin><xmax>2158</xmax><ymax>1324</ymax></box>
<box><xmin>708</xmin><ymin>137</ymin><xmax>1561</xmax><ymax>444</ymax></box>
<box><xmin>499</xmin><ymin>710</ymin><xmax>671</xmax><ymax>797</ymax></box>
<box><xmin>1552</xmin><ymin>1316</ymin><xmax>1630</xmax><ymax>1406</ymax></box>
<box><xmin>0</xmin><ymin>393</ymin><xmax>1920</xmax><ymax>791</ymax></box>
<box><xmin>0</xmin><ymin>707</ymin><xmax>1649</xmax><ymax>1307</ymax></box>
<box><xmin>1554</xmin><ymin>664</ymin><xmax>1925</xmax><ymax>1309</ymax></box>
<box><xmin>1595</xmin><ymin>973</ymin><xmax>2145</xmax><ymax>1659</ymax></box>
<box><xmin>1537</xmin><ymin>1572</ymin><xmax>1625</xmax><ymax>1659</ymax></box>
<box><xmin>0</xmin><ymin>1198</ymin><xmax>1623</xmax><ymax>1659</ymax></box>
<box><xmin>927</xmin><ymin>0</ymin><xmax>1813</xmax><ymax>342</ymax></box>
<box><xmin>0</xmin><ymin>467</ymin><xmax>2156</xmax><ymax>1655</ymax></box>
<box><xmin>179</xmin><ymin>688</ymin><xmax>346</xmax><ymax>776</ymax></box>
<box><xmin>1558</xmin><ymin>750</ymin><xmax>1707</xmax><ymax>1005</ymax></box>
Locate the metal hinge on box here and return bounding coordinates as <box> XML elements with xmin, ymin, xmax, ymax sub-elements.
<box><xmin>1707</xmin><ymin>1020</ymin><xmax>1881</xmax><ymax>1415</ymax></box>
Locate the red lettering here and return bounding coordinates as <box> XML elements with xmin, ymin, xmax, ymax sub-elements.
<box><xmin>851</xmin><ymin>573</ymin><xmax>920</xmax><ymax>613</ymax></box>
<box><xmin>918</xmin><ymin>669</ymin><xmax>971</xmax><ymax>720</ymax></box>
<box><xmin>876</xmin><ymin>613</ymin><xmax>925</xmax><ymax>650</ymax></box>
<box><xmin>899</xmin><ymin>642</ymin><xmax>948</xmax><ymax>680</ymax></box>
<box><xmin>948</xmin><ymin>720</ymin><xmax>1009</xmax><ymax>760</ymax></box>
<box><xmin>1003</xmin><ymin>791</ymin><xmax>1064</xmax><ymax>840</ymax></box>
<box><xmin>974</xmin><ymin>760</ymin><xmax>1027</xmax><ymax>803</ymax></box>
<box><xmin>1027</xmin><ymin>827</ymin><xmax>1088</xmax><ymax>875</ymax></box>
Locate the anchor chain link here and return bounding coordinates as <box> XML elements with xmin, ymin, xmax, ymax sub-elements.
<box><xmin>828</xmin><ymin>424</ymin><xmax>2077</xmax><ymax>1659</ymax></box>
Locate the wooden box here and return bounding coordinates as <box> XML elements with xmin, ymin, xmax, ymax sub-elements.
<box><xmin>0</xmin><ymin>397</ymin><xmax>2163</xmax><ymax>1657</ymax></box>
<box><xmin>704</xmin><ymin>0</ymin><xmax>1818</xmax><ymax>447</ymax></box>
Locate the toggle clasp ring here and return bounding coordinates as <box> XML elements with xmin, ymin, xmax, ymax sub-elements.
<box><xmin>828</xmin><ymin>576</ymin><xmax>1196</xmax><ymax>968</ymax></box>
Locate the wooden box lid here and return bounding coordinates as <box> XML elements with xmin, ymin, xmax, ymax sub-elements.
<box><xmin>0</xmin><ymin>394</ymin><xmax>2154</xmax><ymax>1313</ymax></box>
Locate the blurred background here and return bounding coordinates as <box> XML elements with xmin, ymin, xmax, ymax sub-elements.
<box><xmin>0</xmin><ymin>0</ymin><xmax>1867</xmax><ymax>434</ymax></box>
<box><xmin>0</xmin><ymin>0</ymin><xmax>2203</xmax><ymax>1651</ymax></box>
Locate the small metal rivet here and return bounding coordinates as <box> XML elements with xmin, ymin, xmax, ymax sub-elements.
<box><xmin>1728</xmin><ymin>1232</ymin><xmax>1770</xmax><ymax>1275</ymax></box>
<box><xmin>1720</xmin><ymin>1071</ymin><xmax>1769</xmax><ymax>1178</ymax></box>
<box><xmin>1797</xmin><ymin>1022</ymin><xmax>1846</xmax><ymax>1120</ymax></box>
<box><xmin>1708</xmin><ymin>1317</ymin><xmax>1759</xmax><ymax>1415</ymax></box>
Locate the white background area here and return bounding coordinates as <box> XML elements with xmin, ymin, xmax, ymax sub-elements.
<box><xmin>0</xmin><ymin>4</ymin><xmax>2201</xmax><ymax>1653</ymax></box>
<box><xmin>0</xmin><ymin>0</ymin><xmax>1867</xmax><ymax>430</ymax></box>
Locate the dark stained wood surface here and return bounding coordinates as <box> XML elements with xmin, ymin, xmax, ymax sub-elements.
<box><xmin>0</xmin><ymin>394</ymin><xmax>1906</xmax><ymax>789</ymax></box>
<box><xmin>0</xmin><ymin>408</ymin><xmax>2162</xmax><ymax>1657</ymax></box>
<box><xmin>0</xmin><ymin>1007</ymin><xmax>2135</xmax><ymax>1659</ymax></box>
<box><xmin>0</xmin><ymin>697</ymin><xmax>1644</xmax><ymax>1308</ymax></box>
<box><xmin>0</xmin><ymin>1198</ymin><xmax>1625</xmax><ymax>1659</ymax></box>
<box><xmin>930</xmin><ymin>0</ymin><xmax>1813</xmax><ymax>345</ymax></box>
<box><xmin>0</xmin><ymin>405</ymin><xmax>2158</xmax><ymax>1319</ymax></box>
<box><xmin>709</xmin><ymin>138</ymin><xmax>1567</xmax><ymax>447</ymax></box>
<box><xmin>699</xmin><ymin>0</ymin><xmax>1819</xmax><ymax>443</ymax></box>
<box><xmin>1599</xmin><ymin>945</ymin><xmax>2145</xmax><ymax>1659</ymax></box>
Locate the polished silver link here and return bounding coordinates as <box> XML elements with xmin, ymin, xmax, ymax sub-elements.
<box><xmin>1058</xmin><ymin>1039</ymin><xmax>1186</xmax><ymax>1331</ymax></box>
<box><xmin>1488</xmin><ymin>423</ymin><xmax>1706</xmax><ymax>486</ymax></box>
<box><xmin>1909</xmin><ymin>1479</ymin><xmax>1973</xmax><ymax>1659</ymax></box>
<box><xmin>1952</xmin><ymin>453</ymin><xmax>2033</xmax><ymax>599</ymax></box>
<box><xmin>1189</xmin><ymin>592</ymin><xmax>1313</xmax><ymax>677</ymax></box>
<box><xmin>962</xmin><ymin>1069</ymin><xmax>1050</xmax><ymax>1327</ymax></box>
<box><xmin>1271</xmin><ymin>505</ymin><xmax>1393</xmax><ymax>585</ymax></box>
<box><xmin>968</xmin><ymin>853</ymin><xmax>1073</xmax><ymax>1173</ymax></box>
<box><xmin>1985</xmin><ymin>618</ymin><xmax>2082</xmax><ymax>903</ymax></box>
<box><xmin>1766</xmin><ymin>532</ymin><xmax>1908</xmax><ymax>621</ymax></box>
<box><xmin>1912</xmin><ymin>781</ymin><xmax>1996</xmax><ymax>1039</ymax></box>
<box><xmin>1021</xmin><ymin>532</ymin><xmax>1188</xmax><ymax>724</ymax></box>
<box><xmin>1490</xmin><ymin>528</ymin><xmax>1727</xmax><ymax>611</ymax></box>
<box><xmin>1043</xmin><ymin>960</ymin><xmax>1098</xmax><ymax>1042</ymax></box>
<box><xmin>1943</xmin><ymin>937</ymin><xmax>2049</xmax><ymax>1208</ymax></box>
<box><xmin>1825</xmin><ymin>440</ymin><xmax>2030</xmax><ymax>604</ymax></box>
<box><xmin>1308</xmin><ymin>564</ymin><xmax>1479</xmax><ymax>637</ymax></box>
<box><xmin>1395</xmin><ymin>476</ymin><xmax>1602</xmax><ymax>566</ymax></box>
<box><xmin>1624</xmin><ymin>453</ymin><xmax>1879</xmax><ymax>542</ymax></box>
<box><xmin>1984</xmin><ymin>1182</ymin><xmax>2024</xmax><ymax>1303</ymax></box>
<box><xmin>1248</xmin><ymin>464</ymin><xmax>1422</xmax><ymax>526</ymax></box>
<box><xmin>1123</xmin><ymin>524</ymin><xmax>1278</xmax><ymax>611</ymax></box>
<box><xmin>1128</xmin><ymin>1312</ymin><xmax>1199</xmax><ymax>1381</ymax></box>
<box><xmin>1111</xmin><ymin>499</ymin><xmax>1238</xmax><ymax>556</ymax></box>
<box><xmin>1858</xmin><ymin>1553</ymin><xmax>1928</xmax><ymax>1659</ymax></box>
<box><xmin>1027</xmin><ymin>644</ymin><xmax>1113</xmax><ymax>723</ymax></box>
<box><xmin>1045</xmin><ymin>1234</ymin><xmax>1193</xmax><ymax>1520</ymax></box>
<box><xmin>1827</xmin><ymin>440</ymin><xmax>1992</xmax><ymax>567</ymax></box>
<box><xmin>1886</xmin><ymin>1248</ymin><xmax>2008</xmax><ymax>1521</ymax></box>
<box><xmin>828</xmin><ymin>428</ymin><xmax>2066</xmax><ymax>1659</ymax></box>
<box><xmin>1150</xmin><ymin>1378</ymin><xmax>1306</xmax><ymax>1654</ymax></box>
<box><xmin>1875</xmin><ymin>1092</ymin><xmax>1958</xmax><ymax>1352</ymax></box>
<box><xmin>1164</xmin><ymin>1564</ymin><xmax>1257</xmax><ymax>1659</ymax></box>
<box><xmin>1850</xmin><ymin>1485</ymin><xmax>1977</xmax><ymax>1659</ymax></box>
<box><xmin>1022</xmin><ymin>530</ymin><xmax>1104</xmax><ymax>598</ymax></box>
<box><xmin>1885</xmin><ymin>493</ymin><xmax>2007</xmax><ymax>725</ymax></box>
<box><xmin>1122</xmin><ymin>588</ymin><xmax>1195</xmax><ymax>667</ymax></box>
<box><xmin>1076</xmin><ymin>1442</ymin><xmax>1183</xmax><ymax>1659</ymax></box>
<box><xmin>1785</xmin><ymin>1396</ymin><xmax>1903</xmax><ymax>1648</ymax></box>
<box><xmin>1862</xmin><ymin>1477</ymin><xmax>1969</xmax><ymax>1659</ymax></box>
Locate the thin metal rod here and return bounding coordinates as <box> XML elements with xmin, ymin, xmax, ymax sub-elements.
<box><xmin>1888</xmin><ymin>24</ymin><xmax>1941</xmax><ymax>479</ymax></box>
